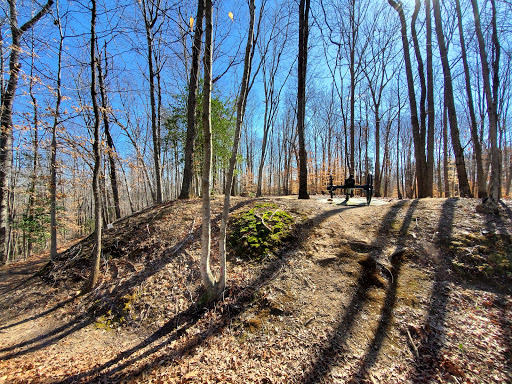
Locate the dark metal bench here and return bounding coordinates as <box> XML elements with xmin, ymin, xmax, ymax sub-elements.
<box><xmin>326</xmin><ymin>174</ymin><xmax>374</xmax><ymax>206</ymax></box>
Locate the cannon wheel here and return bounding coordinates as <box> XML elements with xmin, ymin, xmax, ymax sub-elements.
<box><xmin>366</xmin><ymin>174</ymin><xmax>373</xmax><ymax>206</ymax></box>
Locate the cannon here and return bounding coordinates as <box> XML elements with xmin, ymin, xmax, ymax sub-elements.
<box><xmin>326</xmin><ymin>173</ymin><xmax>374</xmax><ymax>206</ymax></box>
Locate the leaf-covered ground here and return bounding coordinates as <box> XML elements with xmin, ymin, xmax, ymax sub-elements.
<box><xmin>0</xmin><ymin>196</ymin><xmax>511</xmax><ymax>383</ymax></box>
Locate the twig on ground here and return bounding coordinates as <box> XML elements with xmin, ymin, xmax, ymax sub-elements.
<box><xmin>406</xmin><ymin>328</ymin><xmax>419</xmax><ymax>359</ymax></box>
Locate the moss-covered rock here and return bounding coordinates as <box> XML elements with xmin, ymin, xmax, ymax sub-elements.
<box><xmin>227</xmin><ymin>203</ymin><xmax>294</xmax><ymax>261</ymax></box>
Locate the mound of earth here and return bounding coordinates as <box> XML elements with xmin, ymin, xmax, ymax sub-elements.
<box><xmin>0</xmin><ymin>196</ymin><xmax>511</xmax><ymax>383</ymax></box>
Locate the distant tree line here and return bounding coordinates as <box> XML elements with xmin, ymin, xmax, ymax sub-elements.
<box><xmin>0</xmin><ymin>0</ymin><xmax>511</xmax><ymax>271</ymax></box>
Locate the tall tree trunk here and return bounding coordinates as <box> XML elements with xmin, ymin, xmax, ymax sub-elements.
<box><xmin>50</xmin><ymin>1</ymin><xmax>63</xmax><ymax>262</ymax></box>
<box><xmin>411</xmin><ymin>0</ymin><xmax>427</xmax><ymax>167</ymax></box>
<box><xmin>432</xmin><ymin>0</ymin><xmax>472</xmax><ymax>197</ymax></box>
<box><xmin>388</xmin><ymin>0</ymin><xmax>428</xmax><ymax>198</ymax></box>
<box><xmin>470</xmin><ymin>0</ymin><xmax>500</xmax><ymax>205</ymax></box>
<box><xmin>200</xmin><ymin>0</ymin><xmax>216</xmax><ymax>297</ymax></box>
<box><xmin>85</xmin><ymin>0</ymin><xmax>103</xmax><ymax>292</ymax></box>
<box><xmin>140</xmin><ymin>0</ymin><xmax>162</xmax><ymax>204</ymax></box>
<box><xmin>297</xmin><ymin>0</ymin><xmax>310</xmax><ymax>199</ymax></box>
<box><xmin>97</xmin><ymin>47</ymin><xmax>121</xmax><ymax>220</ymax></box>
<box><xmin>443</xmin><ymin>99</ymin><xmax>450</xmax><ymax>197</ymax></box>
<box><xmin>455</xmin><ymin>0</ymin><xmax>486</xmax><ymax>198</ymax></box>
<box><xmin>26</xmin><ymin>34</ymin><xmax>39</xmax><ymax>258</ymax></box>
<box><xmin>219</xmin><ymin>0</ymin><xmax>258</xmax><ymax>291</ymax></box>
<box><xmin>0</xmin><ymin>0</ymin><xmax>54</xmax><ymax>266</ymax></box>
<box><xmin>179</xmin><ymin>0</ymin><xmax>205</xmax><ymax>200</ymax></box>
<box><xmin>425</xmin><ymin>0</ymin><xmax>435</xmax><ymax>197</ymax></box>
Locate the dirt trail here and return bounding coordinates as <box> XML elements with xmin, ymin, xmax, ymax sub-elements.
<box><xmin>0</xmin><ymin>197</ymin><xmax>511</xmax><ymax>383</ymax></box>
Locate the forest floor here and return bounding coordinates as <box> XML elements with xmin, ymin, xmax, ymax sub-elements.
<box><xmin>0</xmin><ymin>195</ymin><xmax>511</xmax><ymax>384</ymax></box>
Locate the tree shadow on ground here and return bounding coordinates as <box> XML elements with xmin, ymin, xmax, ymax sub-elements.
<box><xmin>299</xmin><ymin>199</ymin><xmax>411</xmax><ymax>384</ymax></box>
<box><xmin>349</xmin><ymin>199</ymin><xmax>419</xmax><ymax>383</ymax></box>
<box><xmin>58</xmin><ymin>204</ymin><xmax>363</xmax><ymax>383</ymax></box>
<box><xmin>0</xmin><ymin>296</ymin><xmax>76</xmax><ymax>332</ymax></box>
<box><xmin>0</xmin><ymin>199</ymin><xmax>255</xmax><ymax>361</ymax></box>
<box><xmin>408</xmin><ymin>197</ymin><xmax>458</xmax><ymax>382</ymax></box>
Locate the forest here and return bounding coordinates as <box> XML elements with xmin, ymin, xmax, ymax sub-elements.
<box><xmin>0</xmin><ymin>0</ymin><xmax>510</xmax><ymax>266</ymax></box>
<box><xmin>1</xmin><ymin>1</ymin><xmax>512</xmax><ymax>382</ymax></box>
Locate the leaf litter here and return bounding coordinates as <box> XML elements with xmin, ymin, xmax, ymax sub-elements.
<box><xmin>0</xmin><ymin>197</ymin><xmax>511</xmax><ymax>383</ymax></box>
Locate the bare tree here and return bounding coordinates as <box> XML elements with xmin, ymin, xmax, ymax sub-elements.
<box><xmin>470</xmin><ymin>0</ymin><xmax>501</xmax><ymax>206</ymax></box>
<box><xmin>218</xmin><ymin>0</ymin><xmax>260</xmax><ymax>295</ymax></box>
<box><xmin>361</xmin><ymin>6</ymin><xmax>398</xmax><ymax>197</ymax></box>
<box><xmin>297</xmin><ymin>0</ymin><xmax>310</xmax><ymax>199</ymax></box>
<box><xmin>388</xmin><ymin>0</ymin><xmax>428</xmax><ymax>197</ymax></box>
<box><xmin>85</xmin><ymin>0</ymin><xmax>103</xmax><ymax>292</ymax></box>
<box><xmin>425</xmin><ymin>0</ymin><xmax>435</xmax><ymax>197</ymax></box>
<box><xmin>0</xmin><ymin>0</ymin><xmax>54</xmax><ymax>265</ymax></box>
<box><xmin>432</xmin><ymin>0</ymin><xmax>472</xmax><ymax>197</ymax></box>
<box><xmin>50</xmin><ymin>0</ymin><xmax>65</xmax><ymax>261</ymax></box>
<box><xmin>179</xmin><ymin>0</ymin><xmax>205</xmax><ymax>200</ymax></box>
<box><xmin>97</xmin><ymin>44</ymin><xmax>121</xmax><ymax>220</ymax></box>
<box><xmin>139</xmin><ymin>0</ymin><xmax>165</xmax><ymax>204</ymax></box>
<box><xmin>256</xmin><ymin>5</ymin><xmax>292</xmax><ymax>197</ymax></box>
<box><xmin>454</xmin><ymin>0</ymin><xmax>486</xmax><ymax>198</ymax></box>
<box><xmin>200</xmin><ymin>0</ymin><xmax>215</xmax><ymax>296</ymax></box>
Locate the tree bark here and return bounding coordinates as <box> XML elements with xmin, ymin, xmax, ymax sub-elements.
<box><xmin>217</xmin><ymin>0</ymin><xmax>258</xmax><ymax>295</ymax></box>
<box><xmin>0</xmin><ymin>0</ymin><xmax>54</xmax><ymax>265</ymax></box>
<box><xmin>85</xmin><ymin>0</ymin><xmax>103</xmax><ymax>292</ymax></box>
<box><xmin>179</xmin><ymin>0</ymin><xmax>205</xmax><ymax>200</ymax></box>
<box><xmin>425</xmin><ymin>0</ymin><xmax>435</xmax><ymax>197</ymax></box>
<box><xmin>411</xmin><ymin>0</ymin><xmax>427</xmax><ymax>166</ymax></box>
<box><xmin>432</xmin><ymin>0</ymin><xmax>472</xmax><ymax>197</ymax></box>
<box><xmin>470</xmin><ymin>0</ymin><xmax>500</xmax><ymax>205</ymax></box>
<box><xmin>387</xmin><ymin>0</ymin><xmax>428</xmax><ymax>198</ymax></box>
<box><xmin>140</xmin><ymin>0</ymin><xmax>162</xmax><ymax>204</ymax></box>
<box><xmin>454</xmin><ymin>0</ymin><xmax>486</xmax><ymax>198</ymax></box>
<box><xmin>200</xmin><ymin>0</ymin><xmax>216</xmax><ymax>297</ymax></box>
<box><xmin>297</xmin><ymin>0</ymin><xmax>310</xmax><ymax>200</ymax></box>
<box><xmin>443</xmin><ymin>97</ymin><xmax>450</xmax><ymax>197</ymax></box>
<box><xmin>97</xmin><ymin>47</ymin><xmax>121</xmax><ymax>220</ymax></box>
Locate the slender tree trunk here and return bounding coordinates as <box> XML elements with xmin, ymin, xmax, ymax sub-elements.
<box><xmin>27</xmin><ymin>37</ymin><xmax>39</xmax><ymax>258</ymax></box>
<box><xmin>97</xmin><ymin>48</ymin><xmax>121</xmax><ymax>220</ymax></box>
<box><xmin>140</xmin><ymin>0</ymin><xmax>162</xmax><ymax>204</ymax></box>
<box><xmin>85</xmin><ymin>0</ymin><xmax>103</xmax><ymax>293</ymax></box>
<box><xmin>297</xmin><ymin>0</ymin><xmax>310</xmax><ymax>199</ymax></box>
<box><xmin>433</xmin><ymin>0</ymin><xmax>472</xmax><ymax>197</ymax></box>
<box><xmin>455</xmin><ymin>0</ymin><xmax>486</xmax><ymax>198</ymax></box>
<box><xmin>200</xmin><ymin>0</ymin><xmax>216</xmax><ymax>298</ymax></box>
<box><xmin>425</xmin><ymin>0</ymin><xmax>435</xmax><ymax>197</ymax></box>
<box><xmin>221</xmin><ymin>1</ymin><xmax>257</xmax><ymax>293</ymax></box>
<box><xmin>180</xmin><ymin>0</ymin><xmax>205</xmax><ymax>200</ymax></box>
<box><xmin>388</xmin><ymin>0</ymin><xmax>428</xmax><ymax>198</ymax></box>
<box><xmin>443</xmin><ymin>99</ymin><xmax>450</xmax><ymax>197</ymax></box>
<box><xmin>470</xmin><ymin>0</ymin><xmax>500</xmax><ymax>205</ymax></box>
<box><xmin>0</xmin><ymin>0</ymin><xmax>54</xmax><ymax>266</ymax></box>
<box><xmin>411</xmin><ymin>0</ymin><xmax>427</xmax><ymax>163</ymax></box>
<box><xmin>50</xmin><ymin>2</ymin><xmax>63</xmax><ymax>262</ymax></box>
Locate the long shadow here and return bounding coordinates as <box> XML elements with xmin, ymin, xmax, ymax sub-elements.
<box><xmin>0</xmin><ymin>296</ymin><xmax>76</xmax><ymax>331</ymax></box>
<box><xmin>0</xmin><ymin>199</ymin><xmax>255</xmax><ymax>361</ymax></box>
<box><xmin>0</xmin><ymin>315</ymin><xmax>92</xmax><ymax>360</ymax></box>
<box><xmin>349</xmin><ymin>199</ymin><xmax>419</xmax><ymax>382</ymax></box>
<box><xmin>59</xmin><ymin>204</ymin><xmax>364</xmax><ymax>383</ymax></box>
<box><xmin>299</xmin><ymin>200</ymin><xmax>409</xmax><ymax>384</ymax></box>
<box><xmin>0</xmin><ymin>258</ymin><xmax>49</xmax><ymax>295</ymax></box>
<box><xmin>408</xmin><ymin>197</ymin><xmax>458</xmax><ymax>382</ymax></box>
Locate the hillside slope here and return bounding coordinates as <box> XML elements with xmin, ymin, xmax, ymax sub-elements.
<box><xmin>0</xmin><ymin>196</ymin><xmax>511</xmax><ymax>383</ymax></box>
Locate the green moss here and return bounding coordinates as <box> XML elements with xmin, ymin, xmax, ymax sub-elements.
<box><xmin>227</xmin><ymin>204</ymin><xmax>295</xmax><ymax>261</ymax></box>
<box><xmin>448</xmin><ymin>232</ymin><xmax>512</xmax><ymax>282</ymax></box>
<box><xmin>94</xmin><ymin>291</ymin><xmax>137</xmax><ymax>329</ymax></box>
